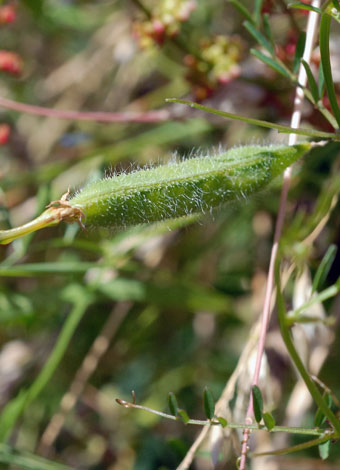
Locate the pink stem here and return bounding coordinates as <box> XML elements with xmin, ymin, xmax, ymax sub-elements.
<box><xmin>238</xmin><ymin>3</ymin><xmax>321</xmax><ymax>469</ymax></box>
<box><xmin>0</xmin><ymin>96</ymin><xmax>173</xmax><ymax>123</ymax></box>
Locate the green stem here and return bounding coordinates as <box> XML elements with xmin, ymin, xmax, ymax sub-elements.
<box><xmin>116</xmin><ymin>399</ymin><xmax>327</xmax><ymax>435</ymax></box>
<box><xmin>252</xmin><ymin>433</ymin><xmax>333</xmax><ymax>456</ymax></box>
<box><xmin>319</xmin><ymin>13</ymin><xmax>340</xmax><ymax>128</ymax></box>
<box><xmin>275</xmin><ymin>262</ymin><xmax>340</xmax><ymax>436</ymax></box>
<box><xmin>166</xmin><ymin>98</ymin><xmax>338</xmax><ymax>139</ymax></box>
<box><xmin>0</xmin><ymin>209</ymin><xmax>60</xmax><ymax>245</ymax></box>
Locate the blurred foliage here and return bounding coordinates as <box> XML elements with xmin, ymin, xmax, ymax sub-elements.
<box><xmin>0</xmin><ymin>1</ymin><xmax>340</xmax><ymax>469</ymax></box>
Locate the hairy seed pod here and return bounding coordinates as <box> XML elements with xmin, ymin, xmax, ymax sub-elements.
<box><xmin>69</xmin><ymin>143</ymin><xmax>310</xmax><ymax>227</ymax></box>
<box><xmin>0</xmin><ymin>143</ymin><xmax>310</xmax><ymax>244</ymax></box>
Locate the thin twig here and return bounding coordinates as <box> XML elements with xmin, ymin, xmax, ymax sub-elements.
<box><xmin>0</xmin><ymin>96</ymin><xmax>173</xmax><ymax>123</ymax></box>
<box><xmin>116</xmin><ymin>395</ymin><xmax>326</xmax><ymax>434</ymax></box>
<box><xmin>238</xmin><ymin>3</ymin><xmax>321</xmax><ymax>469</ymax></box>
<box><xmin>176</xmin><ymin>322</ymin><xmax>260</xmax><ymax>470</ymax></box>
<box><xmin>37</xmin><ymin>302</ymin><xmax>131</xmax><ymax>457</ymax></box>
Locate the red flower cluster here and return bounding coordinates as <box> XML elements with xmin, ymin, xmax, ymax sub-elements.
<box><xmin>133</xmin><ymin>0</ymin><xmax>196</xmax><ymax>47</ymax></box>
<box><xmin>0</xmin><ymin>4</ymin><xmax>16</xmax><ymax>24</ymax></box>
<box><xmin>0</xmin><ymin>3</ymin><xmax>20</xmax><ymax>145</ymax></box>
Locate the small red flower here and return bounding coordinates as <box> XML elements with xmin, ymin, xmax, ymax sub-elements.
<box><xmin>0</xmin><ymin>124</ymin><xmax>10</xmax><ymax>145</ymax></box>
<box><xmin>0</xmin><ymin>50</ymin><xmax>22</xmax><ymax>75</ymax></box>
<box><xmin>0</xmin><ymin>4</ymin><xmax>16</xmax><ymax>25</ymax></box>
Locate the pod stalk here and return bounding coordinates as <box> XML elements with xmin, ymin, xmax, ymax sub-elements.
<box><xmin>0</xmin><ymin>191</ymin><xmax>84</xmax><ymax>245</ymax></box>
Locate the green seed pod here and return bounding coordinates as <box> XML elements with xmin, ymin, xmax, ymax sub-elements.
<box><xmin>0</xmin><ymin>143</ymin><xmax>310</xmax><ymax>244</ymax></box>
<box><xmin>69</xmin><ymin>143</ymin><xmax>310</xmax><ymax>228</ymax></box>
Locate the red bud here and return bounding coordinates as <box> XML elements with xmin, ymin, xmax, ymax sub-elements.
<box><xmin>0</xmin><ymin>124</ymin><xmax>10</xmax><ymax>145</ymax></box>
<box><xmin>0</xmin><ymin>50</ymin><xmax>22</xmax><ymax>75</ymax></box>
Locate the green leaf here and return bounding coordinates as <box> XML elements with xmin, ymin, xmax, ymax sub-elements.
<box><xmin>177</xmin><ymin>409</ymin><xmax>190</xmax><ymax>424</ymax></box>
<box><xmin>217</xmin><ymin>416</ymin><xmax>228</xmax><ymax>427</ymax></box>
<box><xmin>312</xmin><ymin>245</ymin><xmax>337</xmax><ymax>292</ymax></box>
<box><xmin>320</xmin><ymin>13</ymin><xmax>340</xmax><ymax>127</ymax></box>
<box><xmin>251</xmin><ymin>49</ymin><xmax>292</xmax><ymax>79</ymax></box>
<box><xmin>252</xmin><ymin>385</ymin><xmax>264</xmax><ymax>423</ymax></box>
<box><xmin>244</xmin><ymin>21</ymin><xmax>274</xmax><ymax>55</ymax></box>
<box><xmin>263</xmin><ymin>14</ymin><xmax>275</xmax><ymax>52</ymax></box>
<box><xmin>301</xmin><ymin>59</ymin><xmax>319</xmax><ymax>103</ymax></box>
<box><xmin>293</xmin><ymin>32</ymin><xmax>306</xmax><ymax>74</ymax></box>
<box><xmin>229</xmin><ymin>0</ymin><xmax>254</xmax><ymax>23</ymax></box>
<box><xmin>288</xmin><ymin>2</ymin><xmax>322</xmax><ymax>13</ymax></box>
<box><xmin>319</xmin><ymin>439</ymin><xmax>331</xmax><ymax>460</ymax></box>
<box><xmin>168</xmin><ymin>392</ymin><xmax>179</xmax><ymax>417</ymax></box>
<box><xmin>263</xmin><ymin>412</ymin><xmax>276</xmax><ymax>431</ymax></box>
<box><xmin>203</xmin><ymin>387</ymin><xmax>215</xmax><ymax>420</ymax></box>
<box><xmin>254</xmin><ymin>0</ymin><xmax>264</xmax><ymax>26</ymax></box>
